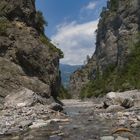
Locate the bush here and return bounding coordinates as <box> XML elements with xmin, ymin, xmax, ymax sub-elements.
<box><xmin>117</xmin><ymin>41</ymin><xmax>140</xmax><ymax>89</ymax></box>
<box><xmin>79</xmin><ymin>64</ymin><xmax>116</xmax><ymax>99</ymax></box>
<box><xmin>0</xmin><ymin>18</ymin><xmax>9</xmax><ymax>36</ymax></box>
<box><xmin>110</xmin><ymin>0</ymin><xmax>119</xmax><ymax>11</ymax></box>
<box><xmin>58</xmin><ymin>85</ymin><xmax>72</xmax><ymax>99</ymax></box>
<box><xmin>35</xmin><ymin>11</ymin><xmax>47</xmax><ymax>34</ymax></box>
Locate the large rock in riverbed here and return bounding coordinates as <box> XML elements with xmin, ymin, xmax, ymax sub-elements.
<box><xmin>104</xmin><ymin>90</ymin><xmax>140</xmax><ymax>109</ymax></box>
<box><xmin>4</xmin><ymin>88</ymin><xmax>55</xmax><ymax>108</ymax></box>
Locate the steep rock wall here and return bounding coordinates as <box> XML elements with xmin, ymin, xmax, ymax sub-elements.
<box><xmin>69</xmin><ymin>0</ymin><xmax>140</xmax><ymax>98</ymax></box>
<box><xmin>0</xmin><ymin>0</ymin><xmax>63</xmax><ymax>103</ymax></box>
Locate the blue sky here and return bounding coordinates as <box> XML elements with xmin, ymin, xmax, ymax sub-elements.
<box><xmin>36</xmin><ymin>0</ymin><xmax>107</xmax><ymax>65</ymax></box>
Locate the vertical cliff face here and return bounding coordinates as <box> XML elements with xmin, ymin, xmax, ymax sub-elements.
<box><xmin>69</xmin><ymin>0</ymin><xmax>140</xmax><ymax>98</ymax></box>
<box><xmin>96</xmin><ymin>0</ymin><xmax>140</xmax><ymax>72</ymax></box>
<box><xmin>0</xmin><ymin>0</ymin><xmax>36</xmax><ymax>26</ymax></box>
<box><xmin>0</xmin><ymin>0</ymin><xmax>63</xmax><ymax>102</ymax></box>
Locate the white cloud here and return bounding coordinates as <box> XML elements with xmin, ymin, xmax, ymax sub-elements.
<box><xmin>51</xmin><ymin>20</ymin><xmax>98</xmax><ymax>65</ymax></box>
<box><xmin>85</xmin><ymin>2</ymin><xmax>97</xmax><ymax>10</ymax></box>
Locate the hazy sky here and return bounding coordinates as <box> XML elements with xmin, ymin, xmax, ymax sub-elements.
<box><xmin>36</xmin><ymin>0</ymin><xmax>107</xmax><ymax>65</ymax></box>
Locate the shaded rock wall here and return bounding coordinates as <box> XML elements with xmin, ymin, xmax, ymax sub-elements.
<box><xmin>0</xmin><ymin>0</ymin><xmax>62</xmax><ymax>103</ymax></box>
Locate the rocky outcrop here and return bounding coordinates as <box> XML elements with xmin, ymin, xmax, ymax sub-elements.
<box><xmin>103</xmin><ymin>90</ymin><xmax>140</xmax><ymax>109</ymax></box>
<box><xmin>0</xmin><ymin>0</ymin><xmax>63</xmax><ymax>105</ymax></box>
<box><xmin>0</xmin><ymin>0</ymin><xmax>36</xmax><ymax>26</ymax></box>
<box><xmin>69</xmin><ymin>0</ymin><xmax>140</xmax><ymax>98</ymax></box>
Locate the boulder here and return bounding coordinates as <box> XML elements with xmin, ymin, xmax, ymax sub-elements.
<box><xmin>106</xmin><ymin>105</ymin><xmax>125</xmax><ymax>113</ymax></box>
<box><xmin>103</xmin><ymin>90</ymin><xmax>140</xmax><ymax>109</ymax></box>
<box><xmin>4</xmin><ymin>88</ymin><xmax>54</xmax><ymax>108</ymax></box>
<box><xmin>49</xmin><ymin>103</ymin><xmax>63</xmax><ymax>112</ymax></box>
<box><xmin>121</xmin><ymin>98</ymin><xmax>134</xmax><ymax>109</ymax></box>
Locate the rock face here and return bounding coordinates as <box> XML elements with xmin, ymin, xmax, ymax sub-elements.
<box><xmin>69</xmin><ymin>56</ymin><xmax>96</xmax><ymax>98</ymax></box>
<box><xmin>0</xmin><ymin>0</ymin><xmax>63</xmax><ymax>104</ymax></box>
<box><xmin>69</xmin><ymin>0</ymin><xmax>140</xmax><ymax>98</ymax></box>
<box><xmin>0</xmin><ymin>0</ymin><xmax>36</xmax><ymax>26</ymax></box>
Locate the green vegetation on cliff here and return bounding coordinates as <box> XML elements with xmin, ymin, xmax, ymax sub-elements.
<box><xmin>110</xmin><ymin>0</ymin><xmax>119</xmax><ymax>11</ymax></box>
<box><xmin>39</xmin><ymin>34</ymin><xmax>64</xmax><ymax>58</ymax></box>
<box><xmin>35</xmin><ymin>11</ymin><xmax>48</xmax><ymax>34</ymax></box>
<box><xmin>58</xmin><ymin>85</ymin><xmax>72</xmax><ymax>99</ymax></box>
<box><xmin>0</xmin><ymin>18</ymin><xmax>10</xmax><ymax>36</ymax></box>
<box><xmin>80</xmin><ymin>39</ymin><xmax>140</xmax><ymax>99</ymax></box>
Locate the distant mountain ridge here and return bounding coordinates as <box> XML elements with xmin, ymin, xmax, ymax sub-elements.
<box><xmin>60</xmin><ymin>64</ymin><xmax>82</xmax><ymax>87</ymax></box>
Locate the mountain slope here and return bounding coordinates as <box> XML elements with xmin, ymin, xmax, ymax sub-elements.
<box><xmin>69</xmin><ymin>0</ymin><xmax>140</xmax><ymax>98</ymax></box>
<box><xmin>60</xmin><ymin>64</ymin><xmax>81</xmax><ymax>87</ymax></box>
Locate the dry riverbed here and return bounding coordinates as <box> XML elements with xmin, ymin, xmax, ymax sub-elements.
<box><xmin>0</xmin><ymin>98</ymin><xmax>140</xmax><ymax>140</ymax></box>
<box><xmin>61</xmin><ymin>99</ymin><xmax>140</xmax><ymax>140</ymax></box>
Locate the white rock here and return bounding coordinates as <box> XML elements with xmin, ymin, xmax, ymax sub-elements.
<box><xmin>123</xmin><ymin>112</ymin><xmax>131</xmax><ymax>117</ymax></box>
<box><xmin>116</xmin><ymin>136</ymin><xmax>129</xmax><ymax>140</ymax></box>
<box><xmin>105</xmin><ymin>90</ymin><xmax>140</xmax><ymax>108</ymax></box>
<box><xmin>17</xmin><ymin>103</ymin><xmax>26</xmax><ymax>107</ymax></box>
<box><xmin>131</xmin><ymin>122</ymin><xmax>140</xmax><ymax>128</ymax></box>
<box><xmin>100</xmin><ymin>136</ymin><xmax>114</xmax><ymax>140</ymax></box>
<box><xmin>106</xmin><ymin>92</ymin><xmax>117</xmax><ymax>99</ymax></box>
<box><xmin>118</xmin><ymin>119</ymin><xmax>126</xmax><ymax>126</ymax></box>
<box><xmin>29</xmin><ymin>121</ymin><xmax>50</xmax><ymax>129</ymax></box>
<box><xmin>117</xmin><ymin>112</ymin><xmax>124</xmax><ymax>117</ymax></box>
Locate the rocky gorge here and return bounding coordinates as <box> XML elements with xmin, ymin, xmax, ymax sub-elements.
<box><xmin>0</xmin><ymin>0</ymin><xmax>140</xmax><ymax>140</ymax></box>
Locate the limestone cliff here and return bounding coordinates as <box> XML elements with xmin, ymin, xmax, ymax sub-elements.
<box><xmin>0</xmin><ymin>0</ymin><xmax>63</xmax><ymax>103</ymax></box>
<box><xmin>69</xmin><ymin>0</ymin><xmax>140</xmax><ymax>98</ymax></box>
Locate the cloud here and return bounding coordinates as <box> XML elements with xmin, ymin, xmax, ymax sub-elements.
<box><xmin>85</xmin><ymin>2</ymin><xmax>97</xmax><ymax>10</ymax></box>
<box><xmin>51</xmin><ymin>20</ymin><xmax>98</xmax><ymax>65</ymax></box>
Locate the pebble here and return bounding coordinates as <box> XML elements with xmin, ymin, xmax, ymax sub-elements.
<box><xmin>118</xmin><ymin>119</ymin><xmax>126</xmax><ymax>126</ymax></box>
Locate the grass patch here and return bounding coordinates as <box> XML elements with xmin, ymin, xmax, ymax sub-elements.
<box><xmin>58</xmin><ymin>85</ymin><xmax>72</xmax><ymax>99</ymax></box>
<box><xmin>0</xmin><ymin>18</ymin><xmax>10</xmax><ymax>36</ymax></box>
<box><xmin>110</xmin><ymin>0</ymin><xmax>119</xmax><ymax>11</ymax></box>
<box><xmin>39</xmin><ymin>34</ymin><xmax>64</xmax><ymax>58</ymax></box>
